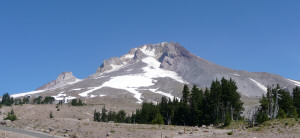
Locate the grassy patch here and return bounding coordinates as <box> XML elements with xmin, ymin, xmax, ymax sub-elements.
<box><xmin>223</xmin><ymin>120</ymin><xmax>249</xmax><ymax>129</ymax></box>
<box><xmin>249</xmin><ymin>118</ymin><xmax>298</xmax><ymax>132</ymax></box>
<box><xmin>110</xmin><ymin>129</ymin><xmax>116</xmax><ymax>133</ymax></box>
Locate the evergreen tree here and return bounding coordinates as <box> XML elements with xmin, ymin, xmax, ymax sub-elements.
<box><xmin>179</xmin><ymin>85</ymin><xmax>191</xmax><ymax>125</ymax></box>
<box><xmin>33</xmin><ymin>97</ymin><xmax>42</xmax><ymax>104</ymax></box>
<box><xmin>202</xmin><ymin>88</ymin><xmax>212</xmax><ymax>125</ymax></box>
<box><xmin>71</xmin><ymin>99</ymin><xmax>77</xmax><ymax>106</ymax></box>
<box><xmin>182</xmin><ymin>84</ymin><xmax>190</xmax><ymax>105</ymax></box>
<box><xmin>293</xmin><ymin>87</ymin><xmax>300</xmax><ymax>115</ymax></box>
<box><xmin>5</xmin><ymin>108</ymin><xmax>17</xmax><ymax>121</ymax></box>
<box><xmin>78</xmin><ymin>99</ymin><xmax>83</xmax><ymax>106</ymax></box>
<box><xmin>278</xmin><ymin>89</ymin><xmax>298</xmax><ymax>118</ymax></box>
<box><xmin>159</xmin><ymin>96</ymin><xmax>174</xmax><ymax>125</ymax></box>
<box><xmin>2</xmin><ymin>93</ymin><xmax>12</xmax><ymax>106</ymax></box>
<box><xmin>101</xmin><ymin>105</ymin><xmax>108</xmax><ymax>122</ymax></box>
<box><xmin>210</xmin><ymin>79</ymin><xmax>222</xmax><ymax>124</ymax></box>
<box><xmin>151</xmin><ymin>113</ymin><xmax>164</xmax><ymax>125</ymax></box>
<box><xmin>42</xmin><ymin>96</ymin><xmax>55</xmax><ymax>104</ymax></box>
<box><xmin>117</xmin><ymin>110</ymin><xmax>126</xmax><ymax>123</ymax></box>
<box><xmin>189</xmin><ymin>85</ymin><xmax>202</xmax><ymax>126</ymax></box>
<box><xmin>256</xmin><ymin>95</ymin><xmax>270</xmax><ymax>123</ymax></box>
<box><xmin>22</xmin><ymin>97</ymin><xmax>29</xmax><ymax>104</ymax></box>
<box><xmin>94</xmin><ymin>109</ymin><xmax>101</xmax><ymax>122</ymax></box>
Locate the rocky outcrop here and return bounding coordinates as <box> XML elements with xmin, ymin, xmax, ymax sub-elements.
<box><xmin>36</xmin><ymin>72</ymin><xmax>79</xmax><ymax>90</ymax></box>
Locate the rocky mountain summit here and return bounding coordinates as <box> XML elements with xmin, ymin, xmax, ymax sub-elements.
<box><xmin>12</xmin><ymin>42</ymin><xmax>300</xmax><ymax>107</ymax></box>
<box><xmin>36</xmin><ymin>72</ymin><xmax>80</xmax><ymax>90</ymax></box>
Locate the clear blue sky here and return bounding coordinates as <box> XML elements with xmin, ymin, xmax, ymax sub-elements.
<box><xmin>1</xmin><ymin>1</ymin><xmax>300</xmax><ymax>95</ymax></box>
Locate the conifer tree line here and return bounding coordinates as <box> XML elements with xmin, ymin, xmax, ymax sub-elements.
<box><xmin>94</xmin><ymin>106</ymin><xmax>132</xmax><ymax>123</ymax></box>
<box><xmin>254</xmin><ymin>85</ymin><xmax>300</xmax><ymax>124</ymax></box>
<box><xmin>1</xmin><ymin>93</ymin><xmax>57</xmax><ymax>106</ymax></box>
<box><xmin>71</xmin><ymin>99</ymin><xmax>85</xmax><ymax>106</ymax></box>
<box><xmin>131</xmin><ymin>78</ymin><xmax>244</xmax><ymax>126</ymax></box>
<box><xmin>1</xmin><ymin>92</ymin><xmax>85</xmax><ymax>106</ymax></box>
<box><xmin>93</xmin><ymin>78</ymin><xmax>244</xmax><ymax>126</ymax></box>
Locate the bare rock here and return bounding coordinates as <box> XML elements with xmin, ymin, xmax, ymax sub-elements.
<box><xmin>71</xmin><ymin>134</ymin><xmax>80</xmax><ymax>138</ymax></box>
<box><xmin>1</xmin><ymin>120</ymin><xmax>12</xmax><ymax>126</ymax></box>
<box><xmin>49</xmin><ymin>127</ymin><xmax>54</xmax><ymax>131</ymax></box>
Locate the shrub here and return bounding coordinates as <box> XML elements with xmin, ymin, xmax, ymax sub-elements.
<box><xmin>224</xmin><ymin>112</ymin><xmax>231</xmax><ymax>127</ymax></box>
<box><xmin>50</xmin><ymin>111</ymin><xmax>54</xmax><ymax>118</ymax></box>
<box><xmin>5</xmin><ymin>109</ymin><xmax>17</xmax><ymax>121</ymax></box>
<box><xmin>151</xmin><ymin>113</ymin><xmax>164</xmax><ymax>125</ymax></box>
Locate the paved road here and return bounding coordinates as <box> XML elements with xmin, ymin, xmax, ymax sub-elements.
<box><xmin>0</xmin><ymin>125</ymin><xmax>60</xmax><ymax>138</ymax></box>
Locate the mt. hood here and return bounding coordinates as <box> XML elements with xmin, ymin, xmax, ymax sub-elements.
<box><xmin>12</xmin><ymin>42</ymin><xmax>300</xmax><ymax>108</ymax></box>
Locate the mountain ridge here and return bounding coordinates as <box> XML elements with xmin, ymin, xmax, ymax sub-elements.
<box><xmin>11</xmin><ymin>42</ymin><xmax>300</xmax><ymax>107</ymax></box>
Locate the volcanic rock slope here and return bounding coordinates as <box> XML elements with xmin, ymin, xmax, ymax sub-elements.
<box><xmin>12</xmin><ymin>42</ymin><xmax>300</xmax><ymax>106</ymax></box>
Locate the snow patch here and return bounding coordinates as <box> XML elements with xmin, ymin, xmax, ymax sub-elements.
<box><xmin>90</xmin><ymin>94</ymin><xmax>96</xmax><ymax>98</ymax></box>
<box><xmin>66</xmin><ymin>79</ymin><xmax>82</xmax><ymax>85</ymax></box>
<box><xmin>93</xmin><ymin>75</ymin><xmax>108</xmax><ymax>79</ymax></box>
<box><xmin>107</xmin><ymin>64</ymin><xmax>125</xmax><ymax>73</ymax></box>
<box><xmin>147</xmin><ymin>89</ymin><xmax>174</xmax><ymax>99</ymax></box>
<box><xmin>100</xmin><ymin>94</ymin><xmax>106</xmax><ymax>97</ymax></box>
<box><xmin>140</xmin><ymin>46</ymin><xmax>156</xmax><ymax>57</ymax></box>
<box><xmin>57</xmin><ymin>93</ymin><xmax>66</xmax><ymax>97</ymax></box>
<box><xmin>52</xmin><ymin>95</ymin><xmax>76</xmax><ymax>103</ymax></box>
<box><xmin>11</xmin><ymin>90</ymin><xmax>45</xmax><ymax>98</ymax></box>
<box><xmin>287</xmin><ymin>79</ymin><xmax>300</xmax><ymax>87</ymax></box>
<box><xmin>141</xmin><ymin>57</ymin><xmax>186</xmax><ymax>83</ymax></box>
<box><xmin>124</xmin><ymin>54</ymin><xmax>134</xmax><ymax>59</ymax></box>
<box><xmin>230</xmin><ymin>73</ymin><xmax>240</xmax><ymax>77</ymax></box>
<box><xmin>51</xmin><ymin>92</ymin><xmax>76</xmax><ymax>103</ymax></box>
<box><xmin>71</xmin><ymin>88</ymin><xmax>84</xmax><ymax>91</ymax></box>
<box><xmin>249</xmin><ymin>78</ymin><xmax>267</xmax><ymax>93</ymax></box>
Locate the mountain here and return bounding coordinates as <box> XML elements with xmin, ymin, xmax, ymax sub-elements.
<box><xmin>11</xmin><ymin>42</ymin><xmax>300</xmax><ymax>108</ymax></box>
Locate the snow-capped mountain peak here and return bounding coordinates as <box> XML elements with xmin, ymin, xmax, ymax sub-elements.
<box><xmin>12</xmin><ymin>42</ymin><xmax>300</xmax><ymax>108</ymax></box>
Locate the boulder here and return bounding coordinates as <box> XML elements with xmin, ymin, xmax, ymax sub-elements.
<box><xmin>49</xmin><ymin>127</ymin><xmax>54</xmax><ymax>131</ymax></box>
<box><xmin>1</xmin><ymin>120</ymin><xmax>12</xmax><ymax>126</ymax></box>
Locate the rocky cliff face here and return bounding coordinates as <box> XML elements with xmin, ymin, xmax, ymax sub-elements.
<box><xmin>36</xmin><ymin>72</ymin><xmax>80</xmax><ymax>90</ymax></box>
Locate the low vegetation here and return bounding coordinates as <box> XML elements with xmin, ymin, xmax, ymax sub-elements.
<box><xmin>5</xmin><ymin>108</ymin><xmax>17</xmax><ymax>121</ymax></box>
<box><xmin>71</xmin><ymin>99</ymin><xmax>86</xmax><ymax>106</ymax></box>
<box><xmin>251</xmin><ymin>85</ymin><xmax>300</xmax><ymax>125</ymax></box>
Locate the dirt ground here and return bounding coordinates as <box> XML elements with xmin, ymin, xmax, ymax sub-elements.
<box><xmin>0</xmin><ymin>104</ymin><xmax>300</xmax><ymax>138</ymax></box>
